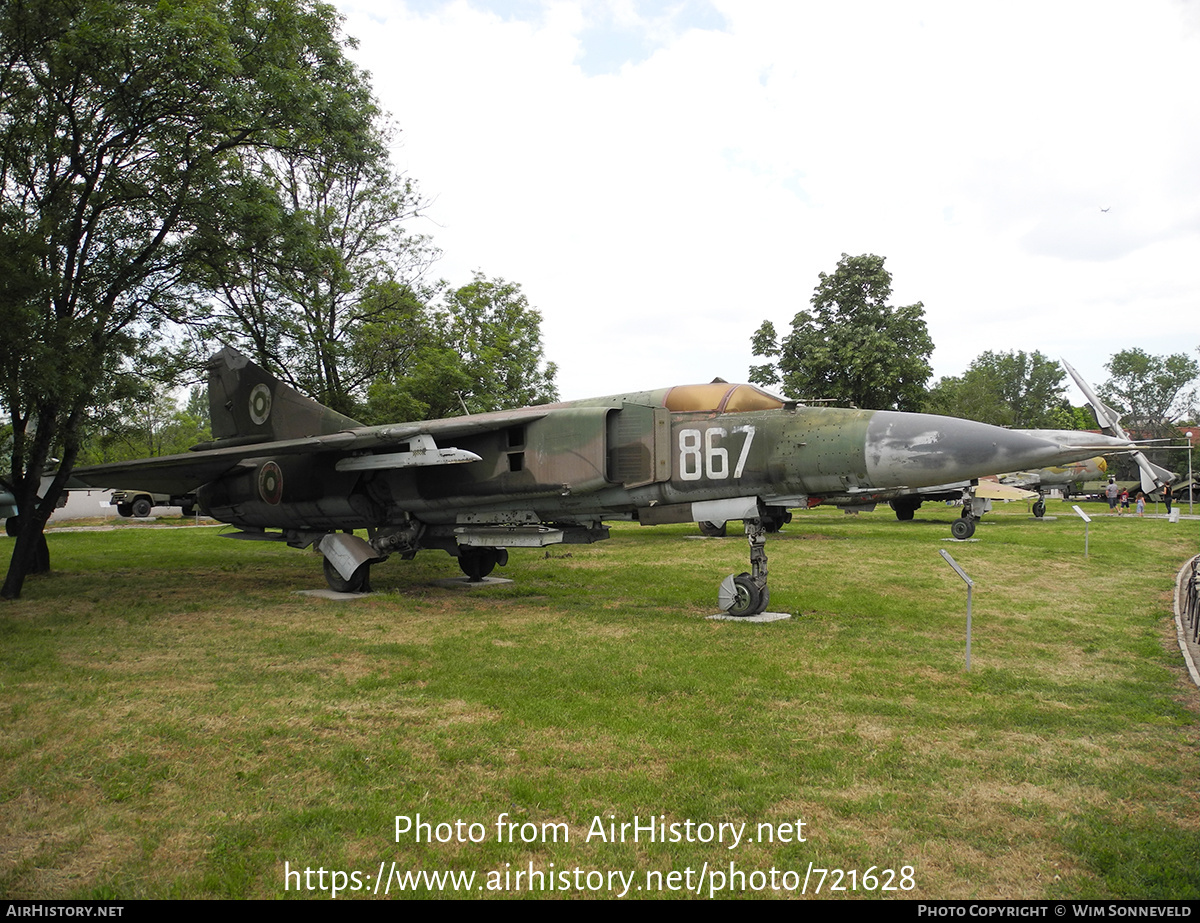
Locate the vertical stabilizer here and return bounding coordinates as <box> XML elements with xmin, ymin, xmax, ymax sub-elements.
<box><xmin>206</xmin><ymin>347</ymin><xmax>362</xmax><ymax>444</ymax></box>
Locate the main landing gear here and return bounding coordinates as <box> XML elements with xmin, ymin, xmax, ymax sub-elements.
<box><xmin>323</xmin><ymin>556</ymin><xmax>371</xmax><ymax>593</ymax></box>
<box><xmin>718</xmin><ymin>517</ymin><xmax>770</xmax><ymax>617</ymax></box>
<box><xmin>456</xmin><ymin>546</ymin><xmax>509</xmax><ymax>582</ymax></box>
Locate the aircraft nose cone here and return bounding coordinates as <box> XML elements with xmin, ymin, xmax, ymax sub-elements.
<box><xmin>864</xmin><ymin>412</ymin><xmax>1122</xmax><ymax>489</ymax></box>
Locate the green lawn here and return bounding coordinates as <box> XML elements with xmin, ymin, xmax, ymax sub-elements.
<box><xmin>2</xmin><ymin>501</ymin><xmax>1197</xmax><ymax>899</ymax></box>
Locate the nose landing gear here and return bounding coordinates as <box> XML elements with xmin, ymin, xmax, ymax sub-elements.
<box><xmin>718</xmin><ymin>518</ymin><xmax>770</xmax><ymax>616</ymax></box>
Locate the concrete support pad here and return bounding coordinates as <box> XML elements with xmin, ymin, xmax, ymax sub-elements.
<box><xmin>1030</xmin><ymin>516</ymin><xmax>1058</xmax><ymax>521</ymax></box>
<box><xmin>431</xmin><ymin>576</ymin><xmax>515</xmax><ymax>589</ymax></box>
<box><xmin>708</xmin><ymin>610</ymin><xmax>792</xmax><ymax>623</ymax></box>
<box><xmin>296</xmin><ymin>588</ymin><xmax>371</xmax><ymax>600</ymax></box>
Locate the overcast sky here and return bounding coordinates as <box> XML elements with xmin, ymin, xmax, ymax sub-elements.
<box><xmin>333</xmin><ymin>0</ymin><xmax>1200</xmax><ymax>405</ymax></box>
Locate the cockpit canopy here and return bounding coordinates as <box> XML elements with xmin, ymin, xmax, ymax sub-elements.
<box><xmin>662</xmin><ymin>382</ymin><xmax>785</xmax><ymax>414</ymax></box>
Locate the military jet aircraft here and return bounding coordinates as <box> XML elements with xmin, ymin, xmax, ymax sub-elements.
<box><xmin>69</xmin><ymin>348</ymin><xmax>1138</xmax><ymax>616</ymax></box>
<box><xmin>995</xmin><ymin>457</ymin><xmax>1107</xmax><ymax>501</ymax></box>
<box><xmin>879</xmin><ymin>453</ymin><xmax>1107</xmax><ymax>531</ymax></box>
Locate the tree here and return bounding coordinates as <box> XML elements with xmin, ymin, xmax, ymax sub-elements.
<box><xmin>750</xmin><ymin>254</ymin><xmax>933</xmax><ymax>411</ymax></box>
<box><xmin>193</xmin><ymin>138</ymin><xmax>435</xmax><ymax>417</ymax></box>
<box><xmin>77</xmin><ymin>387</ymin><xmax>211</xmax><ymax>465</ymax></box>
<box><xmin>1</xmin><ymin>0</ymin><xmax>379</xmax><ymax>599</ymax></box>
<box><xmin>1098</xmin><ymin>348</ymin><xmax>1199</xmax><ymax>437</ymax></box>
<box><xmin>440</xmin><ymin>274</ymin><xmax>560</xmax><ymax>414</ymax></box>
<box><xmin>358</xmin><ymin>273</ymin><xmax>559</xmax><ymax>423</ymax></box>
<box><xmin>923</xmin><ymin>350</ymin><xmax>1071</xmax><ymax>428</ymax></box>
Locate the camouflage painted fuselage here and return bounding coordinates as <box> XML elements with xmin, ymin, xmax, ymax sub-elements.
<box><xmin>193</xmin><ymin>381</ymin><xmax>1130</xmax><ymax>538</ymax></box>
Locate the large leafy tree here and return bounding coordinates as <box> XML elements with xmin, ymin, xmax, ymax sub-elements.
<box><xmin>359</xmin><ymin>273</ymin><xmax>559</xmax><ymax>423</ymax></box>
<box><xmin>0</xmin><ymin>0</ymin><xmax>378</xmax><ymax>599</ymax></box>
<box><xmin>923</xmin><ymin>350</ymin><xmax>1072</xmax><ymax>428</ymax></box>
<box><xmin>193</xmin><ymin>139</ymin><xmax>435</xmax><ymax>417</ymax></box>
<box><xmin>1098</xmin><ymin>348</ymin><xmax>1199</xmax><ymax>437</ymax></box>
<box><xmin>750</xmin><ymin>253</ymin><xmax>933</xmax><ymax>411</ymax></box>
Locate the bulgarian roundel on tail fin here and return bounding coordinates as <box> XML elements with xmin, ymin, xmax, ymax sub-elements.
<box><xmin>206</xmin><ymin>347</ymin><xmax>362</xmax><ymax>446</ymax></box>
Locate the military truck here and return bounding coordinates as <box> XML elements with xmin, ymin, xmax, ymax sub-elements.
<box><xmin>111</xmin><ymin>489</ymin><xmax>198</xmax><ymax>518</ymax></box>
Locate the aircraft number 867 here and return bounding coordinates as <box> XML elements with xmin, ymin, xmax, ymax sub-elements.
<box><xmin>678</xmin><ymin>425</ymin><xmax>756</xmax><ymax>481</ymax></box>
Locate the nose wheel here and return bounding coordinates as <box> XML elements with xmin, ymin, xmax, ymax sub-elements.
<box><xmin>718</xmin><ymin>518</ymin><xmax>770</xmax><ymax>616</ymax></box>
<box><xmin>951</xmin><ymin>516</ymin><xmax>976</xmax><ymax>539</ymax></box>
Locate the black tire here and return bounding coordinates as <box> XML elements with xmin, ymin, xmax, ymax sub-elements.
<box><xmin>323</xmin><ymin>557</ymin><xmax>369</xmax><ymax>593</ymax></box>
<box><xmin>5</xmin><ymin>517</ymin><xmax>17</xmax><ymax>537</ymax></box>
<box><xmin>1032</xmin><ymin>499</ymin><xmax>1046</xmax><ymax>518</ymax></box>
<box><xmin>180</xmin><ymin>503</ymin><xmax>195</xmax><ymax>517</ymax></box>
<box><xmin>131</xmin><ymin>496</ymin><xmax>153</xmax><ymax>518</ymax></box>
<box><xmin>698</xmin><ymin>521</ymin><xmax>727</xmax><ymax>537</ymax></box>
<box><xmin>727</xmin><ymin>573</ymin><xmax>764</xmax><ymax>617</ymax></box>
<box><xmin>890</xmin><ymin>499</ymin><xmax>919</xmax><ymax>521</ymax></box>
<box><xmin>116</xmin><ymin>504</ymin><xmax>133</xmax><ymax>517</ymax></box>
<box><xmin>458</xmin><ymin>548</ymin><xmax>499</xmax><ymax>581</ymax></box>
<box><xmin>951</xmin><ymin>518</ymin><xmax>975</xmax><ymax>540</ymax></box>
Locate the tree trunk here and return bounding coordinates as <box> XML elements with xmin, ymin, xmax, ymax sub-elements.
<box><xmin>2</xmin><ymin>515</ymin><xmax>52</xmax><ymax>600</ymax></box>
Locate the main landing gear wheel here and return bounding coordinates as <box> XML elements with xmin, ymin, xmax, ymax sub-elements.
<box><xmin>951</xmin><ymin>517</ymin><xmax>976</xmax><ymax>540</ymax></box>
<box><xmin>1032</xmin><ymin>499</ymin><xmax>1046</xmax><ymax>518</ymax></box>
<box><xmin>890</xmin><ymin>499</ymin><xmax>919</xmax><ymax>521</ymax></box>
<box><xmin>698</xmin><ymin>521</ymin><xmax>727</xmax><ymax>537</ymax></box>
<box><xmin>458</xmin><ymin>547</ymin><xmax>508</xmax><ymax>582</ymax></box>
<box><xmin>323</xmin><ymin>557</ymin><xmax>370</xmax><ymax>593</ymax></box>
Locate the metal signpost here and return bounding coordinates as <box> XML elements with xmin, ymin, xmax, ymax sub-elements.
<box><xmin>1072</xmin><ymin>505</ymin><xmax>1092</xmax><ymax>557</ymax></box>
<box><xmin>939</xmin><ymin>549</ymin><xmax>975</xmax><ymax>672</ymax></box>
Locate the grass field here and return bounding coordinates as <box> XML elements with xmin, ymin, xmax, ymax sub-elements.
<box><xmin>2</xmin><ymin>500</ymin><xmax>1197</xmax><ymax>900</ymax></box>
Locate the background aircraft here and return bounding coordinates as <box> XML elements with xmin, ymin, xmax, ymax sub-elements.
<box><xmin>881</xmin><ymin>450</ymin><xmax>1108</xmax><ymax>531</ymax></box>
<box><xmin>703</xmin><ymin>456</ymin><xmax>1105</xmax><ymax>536</ymax></box>
<box><xmin>69</xmin><ymin>349</ymin><xmax>1137</xmax><ymax>615</ymax></box>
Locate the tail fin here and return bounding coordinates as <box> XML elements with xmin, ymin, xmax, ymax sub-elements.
<box><xmin>205</xmin><ymin>347</ymin><xmax>362</xmax><ymax>445</ymax></box>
